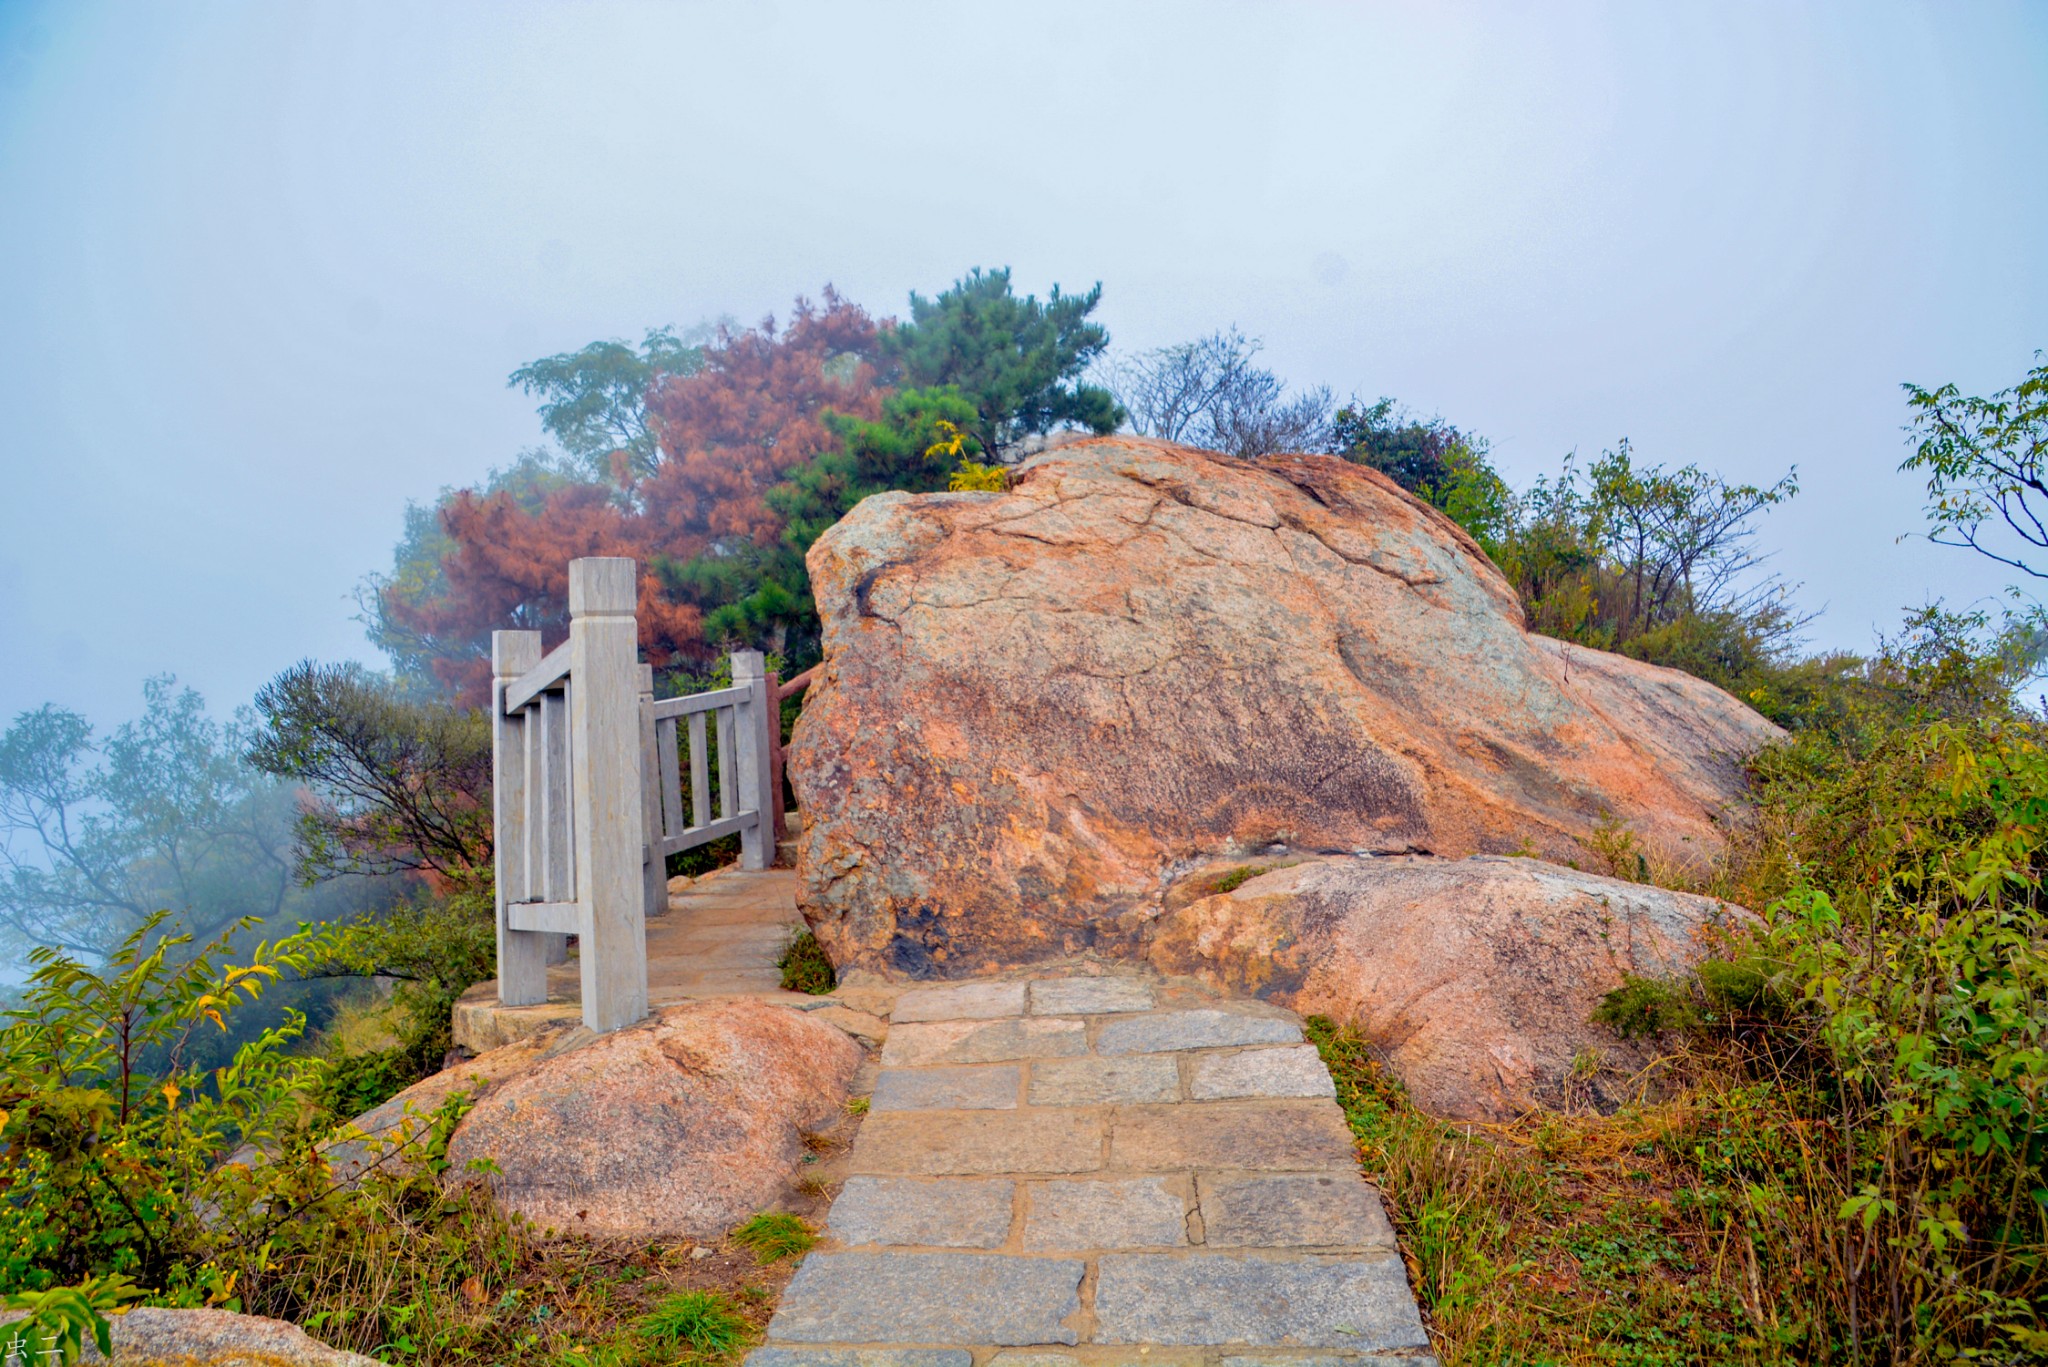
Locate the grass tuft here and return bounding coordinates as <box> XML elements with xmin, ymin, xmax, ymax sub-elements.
<box><xmin>730</xmin><ymin>1212</ymin><xmax>815</xmax><ymax>1264</ymax></box>
<box><xmin>634</xmin><ymin>1289</ymin><xmax>754</xmax><ymax>1359</ymax></box>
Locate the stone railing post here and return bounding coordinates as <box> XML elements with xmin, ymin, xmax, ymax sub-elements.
<box><xmin>731</xmin><ymin>649</ymin><xmax>775</xmax><ymax>871</ymax></box>
<box><xmin>637</xmin><ymin>662</ymin><xmax>668</xmax><ymax>921</ymax></box>
<box><xmin>491</xmin><ymin>628</ymin><xmax>547</xmax><ymax>1006</ymax></box>
<box><xmin>568</xmin><ymin>557</ymin><xmax>649</xmax><ymax>1032</ymax></box>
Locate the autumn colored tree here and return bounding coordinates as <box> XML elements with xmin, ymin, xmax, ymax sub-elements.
<box><xmin>656</xmin><ymin>385</ymin><xmax>984</xmax><ymax>661</ymax></box>
<box><xmin>374</xmin><ymin>273</ymin><xmax>1118</xmax><ymax>701</ymax></box>
<box><xmin>377</xmin><ymin>292</ymin><xmax>886</xmax><ymax>702</ymax></box>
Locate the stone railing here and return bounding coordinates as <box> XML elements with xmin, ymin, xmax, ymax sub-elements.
<box><xmin>490</xmin><ymin>556</ymin><xmax>777</xmax><ymax>1033</ymax></box>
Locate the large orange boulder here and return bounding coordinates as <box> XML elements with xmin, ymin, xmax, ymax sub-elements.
<box><xmin>791</xmin><ymin>436</ymin><xmax>1777</xmax><ymax>978</ymax></box>
<box><xmin>446</xmin><ymin>998</ymin><xmax>861</xmax><ymax>1237</ymax></box>
<box><xmin>1148</xmin><ymin>853</ymin><xmax>1743</xmax><ymax>1120</ymax></box>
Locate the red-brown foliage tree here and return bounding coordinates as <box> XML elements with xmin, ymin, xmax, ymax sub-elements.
<box><xmin>383</xmin><ymin>291</ymin><xmax>886</xmax><ymax>704</ymax></box>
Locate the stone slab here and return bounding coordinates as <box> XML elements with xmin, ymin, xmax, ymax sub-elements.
<box><xmin>1021</xmin><ymin>1177</ymin><xmax>1188</xmax><ymax>1251</ymax></box>
<box><xmin>872</xmin><ymin>1065</ymin><xmax>1020</xmax><ymax>1112</ymax></box>
<box><xmin>1109</xmin><ymin>1103</ymin><xmax>1355</xmax><ymax>1171</ymax></box>
<box><xmin>748</xmin><ymin>1352</ymin><xmax>973</xmax><ymax>1367</ymax></box>
<box><xmin>828</xmin><ymin>1177</ymin><xmax>1015</xmax><ymax>1248</ymax></box>
<box><xmin>1095</xmin><ymin>1009</ymin><xmax>1301</xmax><ymax>1055</ymax></box>
<box><xmin>1198</xmin><ymin>1173</ymin><xmax>1395</xmax><ymax>1248</ymax></box>
<box><xmin>1027</xmin><ymin>1054</ymin><xmax>1179</xmax><ymax>1106</ymax></box>
<box><xmin>1092</xmin><ymin>1253</ymin><xmax>1429</xmax><ymax>1349</ymax></box>
<box><xmin>883</xmin><ymin>1017</ymin><xmax>1088</xmax><ymax>1067</ymax></box>
<box><xmin>1028</xmin><ymin>978</ymin><xmax>1154</xmax><ymax>1015</ymax></box>
<box><xmin>768</xmin><ymin>1252</ymin><xmax>1085</xmax><ymax>1345</ymax></box>
<box><xmin>853</xmin><ymin>1109</ymin><xmax>1105</xmax><ymax>1175</ymax></box>
<box><xmin>893</xmin><ymin>981</ymin><xmax>1029</xmax><ymax>1023</ymax></box>
<box><xmin>1190</xmin><ymin>1045</ymin><xmax>1337</xmax><ymax>1100</ymax></box>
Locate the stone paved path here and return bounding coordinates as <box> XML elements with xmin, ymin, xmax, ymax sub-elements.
<box><xmin>749</xmin><ymin>972</ymin><xmax>1437</xmax><ymax>1367</ymax></box>
<box><xmin>452</xmin><ymin>867</ymin><xmax>810</xmax><ymax>1052</ymax></box>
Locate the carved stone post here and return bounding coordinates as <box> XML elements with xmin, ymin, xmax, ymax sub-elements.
<box><xmin>491</xmin><ymin>628</ymin><xmax>548</xmax><ymax>1006</ymax></box>
<box><xmin>731</xmin><ymin>650</ymin><xmax>775</xmax><ymax>871</ymax></box>
<box><xmin>568</xmin><ymin>557</ymin><xmax>649</xmax><ymax>1032</ymax></box>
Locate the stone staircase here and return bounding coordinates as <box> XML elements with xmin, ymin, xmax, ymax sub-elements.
<box><xmin>750</xmin><ymin>970</ymin><xmax>1436</xmax><ymax>1366</ymax></box>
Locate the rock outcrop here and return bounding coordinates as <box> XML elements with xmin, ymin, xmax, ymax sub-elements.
<box><xmin>1150</xmin><ymin>853</ymin><xmax>1741</xmax><ymax>1119</ymax></box>
<box><xmin>446</xmin><ymin>997</ymin><xmax>860</xmax><ymax>1237</ymax></box>
<box><xmin>20</xmin><ymin>1307</ymin><xmax>385</xmax><ymax>1366</ymax></box>
<box><xmin>791</xmin><ymin>436</ymin><xmax>1779</xmax><ymax>978</ymax></box>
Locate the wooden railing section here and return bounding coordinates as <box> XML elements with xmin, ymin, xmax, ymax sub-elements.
<box><xmin>490</xmin><ymin>556</ymin><xmax>782</xmax><ymax>1033</ymax></box>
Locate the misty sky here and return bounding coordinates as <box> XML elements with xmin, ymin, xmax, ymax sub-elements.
<box><xmin>1</xmin><ymin>1</ymin><xmax>2044</xmax><ymax>730</ymax></box>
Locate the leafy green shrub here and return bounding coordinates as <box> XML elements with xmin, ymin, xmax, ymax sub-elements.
<box><xmin>1</xmin><ymin>1275</ymin><xmax>139</xmax><ymax>1367</ymax></box>
<box><xmin>776</xmin><ymin>933</ymin><xmax>835</xmax><ymax>996</ymax></box>
<box><xmin>0</xmin><ymin>913</ymin><xmax>493</xmax><ymax>1351</ymax></box>
<box><xmin>307</xmin><ymin>892</ymin><xmax>497</xmax><ymax>1117</ymax></box>
<box><xmin>728</xmin><ymin>1213</ymin><xmax>814</xmax><ymax>1264</ymax></box>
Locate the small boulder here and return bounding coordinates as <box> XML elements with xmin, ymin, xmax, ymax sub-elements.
<box><xmin>24</xmin><ymin>1307</ymin><xmax>384</xmax><ymax>1365</ymax></box>
<box><xmin>1147</xmin><ymin>853</ymin><xmax>1743</xmax><ymax>1120</ymax></box>
<box><xmin>447</xmin><ymin>998</ymin><xmax>861</xmax><ymax>1237</ymax></box>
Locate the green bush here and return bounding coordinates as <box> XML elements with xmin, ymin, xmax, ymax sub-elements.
<box><xmin>306</xmin><ymin>892</ymin><xmax>497</xmax><ymax>1117</ymax></box>
<box><xmin>1591</xmin><ymin>975</ymin><xmax>1695</xmax><ymax>1039</ymax></box>
<box><xmin>0</xmin><ymin>914</ymin><xmax>493</xmax><ymax>1354</ymax></box>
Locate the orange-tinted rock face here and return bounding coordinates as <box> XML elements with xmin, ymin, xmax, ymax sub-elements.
<box><xmin>1149</xmin><ymin>853</ymin><xmax>1745</xmax><ymax>1120</ymax></box>
<box><xmin>791</xmin><ymin>437</ymin><xmax>1779</xmax><ymax>980</ymax></box>
<box><xmin>447</xmin><ymin>998</ymin><xmax>861</xmax><ymax>1237</ymax></box>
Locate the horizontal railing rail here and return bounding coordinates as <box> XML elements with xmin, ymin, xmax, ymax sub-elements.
<box><xmin>502</xmin><ymin>640</ymin><xmax>572</xmax><ymax>713</ymax></box>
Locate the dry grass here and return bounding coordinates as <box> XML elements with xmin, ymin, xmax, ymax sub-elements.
<box><xmin>1308</xmin><ymin>1018</ymin><xmax>1841</xmax><ymax>1366</ymax></box>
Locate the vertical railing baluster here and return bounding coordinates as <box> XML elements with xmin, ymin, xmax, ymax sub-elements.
<box><xmin>658</xmin><ymin>717</ymin><xmax>682</xmax><ymax>841</ymax></box>
<box><xmin>540</xmin><ymin>689</ymin><xmax>570</xmax><ymax>903</ymax></box>
<box><xmin>637</xmin><ymin>665</ymin><xmax>666</xmax><ymax>920</ymax></box>
<box><xmin>715</xmin><ymin>704</ymin><xmax>736</xmax><ymax>821</ymax></box>
<box><xmin>689</xmin><ymin>712</ymin><xmax>709</xmax><ymax>828</ymax></box>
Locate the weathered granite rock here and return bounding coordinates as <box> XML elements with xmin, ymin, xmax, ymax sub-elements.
<box><xmin>446</xmin><ymin>997</ymin><xmax>860</xmax><ymax>1236</ymax></box>
<box><xmin>1149</xmin><ymin>852</ymin><xmax>1744</xmax><ymax>1120</ymax></box>
<box><xmin>792</xmin><ymin>436</ymin><xmax>1777</xmax><ymax>978</ymax></box>
<box><xmin>8</xmin><ymin>1307</ymin><xmax>386</xmax><ymax>1365</ymax></box>
<box><xmin>322</xmin><ymin>1031</ymin><xmax>558</xmax><ymax>1182</ymax></box>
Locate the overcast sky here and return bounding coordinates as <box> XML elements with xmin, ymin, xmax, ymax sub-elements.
<box><xmin>1</xmin><ymin>1</ymin><xmax>2044</xmax><ymax>729</ymax></box>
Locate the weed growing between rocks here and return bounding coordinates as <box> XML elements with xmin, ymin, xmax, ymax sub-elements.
<box><xmin>1206</xmin><ymin>865</ymin><xmax>1260</xmax><ymax>895</ymax></box>
<box><xmin>777</xmin><ymin>932</ymin><xmax>835</xmax><ymax>995</ymax></box>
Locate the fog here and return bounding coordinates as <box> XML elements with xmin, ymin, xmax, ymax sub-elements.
<box><xmin>1</xmin><ymin>1</ymin><xmax>2044</xmax><ymax>728</ymax></box>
